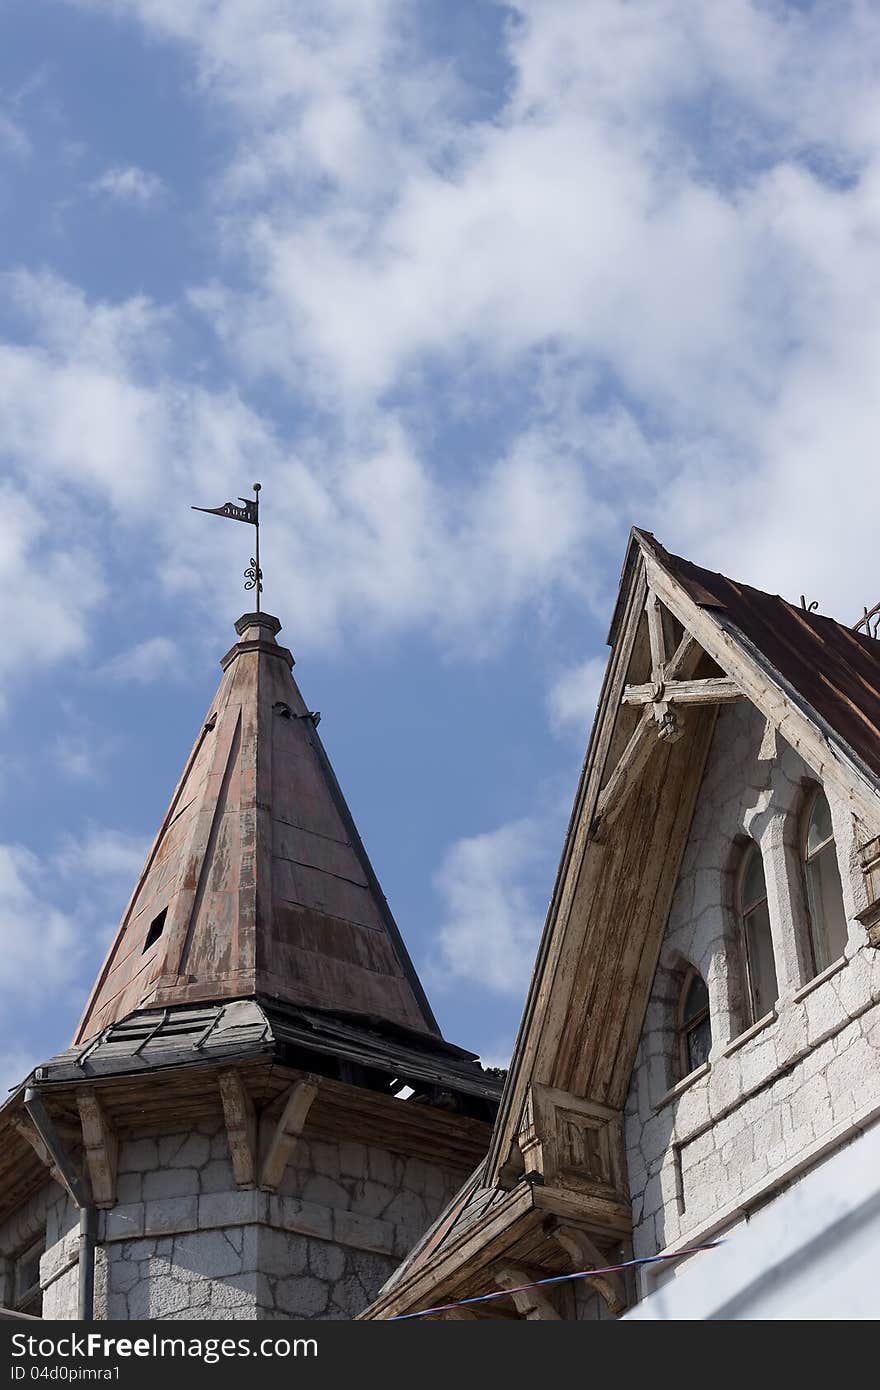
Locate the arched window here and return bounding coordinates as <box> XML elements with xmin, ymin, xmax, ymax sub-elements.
<box><xmin>739</xmin><ymin>842</ymin><xmax>778</xmax><ymax>1021</ymax></box>
<box><xmin>804</xmin><ymin>788</ymin><xmax>848</xmax><ymax>972</ymax></box>
<box><xmin>677</xmin><ymin>968</ymin><xmax>711</xmax><ymax>1078</ymax></box>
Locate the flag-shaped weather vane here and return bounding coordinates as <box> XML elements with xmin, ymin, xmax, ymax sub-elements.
<box><xmin>192</xmin><ymin>482</ymin><xmax>263</xmax><ymax>612</ymax></box>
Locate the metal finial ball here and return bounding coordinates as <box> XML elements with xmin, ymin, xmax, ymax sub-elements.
<box><xmin>253</xmin><ymin>482</ymin><xmax>262</xmax><ymax>492</ymax></box>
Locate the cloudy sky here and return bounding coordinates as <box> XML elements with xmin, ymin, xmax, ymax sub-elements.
<box><xmin>1</xmin><ymin>0</ymin><xmax>879</xmax><ymax>1091</ymax></box>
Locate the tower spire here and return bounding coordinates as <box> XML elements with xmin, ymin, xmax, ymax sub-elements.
<box><xmin>75</xmin><ymin>610</ymin><xmax>439</xmax><ymax>1043</ymax></box>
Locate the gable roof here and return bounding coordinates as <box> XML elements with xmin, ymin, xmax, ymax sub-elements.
<box><xmin>363</xmin><ymin>528</ymin><xmax>880</xmax><ymax>1319</ymax></box>
<box><xmin>646</xmin><ymin>536</ymin><xmax>880</xmax><ymax>784</ymax></box>
<box><xmin>76</xmin><ymin>611</ymin><xmax>440</xmax><ymax>1043</ymax></box>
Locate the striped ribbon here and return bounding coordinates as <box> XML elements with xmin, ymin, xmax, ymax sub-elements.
<box><xmin>389</xmin><ymin>1242</ymin><xmax>721</xmax><ymax>1320</ymax></box>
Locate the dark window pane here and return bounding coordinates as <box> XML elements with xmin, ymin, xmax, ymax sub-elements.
<box><xmin>682</xmin><ymin>972</ymin><xmax>709</xmax><ymax>1024</ymax></box>
<box><xmin>807</xmin><ymin>790</ymin><xmax>834</xmax><ymax>856</ymax></box>
<box><xmin>686</xmin><ymin>1015</ymin><xmax>712</xmax><ymax>1074</ymax></box>
<box><xmin>807</xmin><ymin>843</ymin><xmax>848</xmax><ymax>970</ymax></box>
<box><xmin>742</xmin><ymin>844</ymin><xmax>766</xmax><ymax>912</ymax></box>
<box><xmin>745</xmin><ymin>898</ymin><xmax>778</xmax><ymax>1018</ymax></box>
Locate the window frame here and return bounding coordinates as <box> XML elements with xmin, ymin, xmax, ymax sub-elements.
<box><xmin>736</xmin><ymin>840</ymin><xmax>777</xmax><ymax>1023</ymax></box>
<box><xmin>801</xmin><ymin>784</ymin><xmax>848</xmax><ymax>975</ymax></box>
<box><xmin>676</xmin><ymin>965</ymin><xmax>711</xmax><ymax>1080</ymax></box>
<box><xmin>11</xmin><ymin>1236</ymin><xmax>43</xmax><ymax>1317</ymax></box>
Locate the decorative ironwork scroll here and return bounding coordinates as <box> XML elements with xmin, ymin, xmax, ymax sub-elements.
<box><xmin>192</xmin><ymin>482</ymin><xmax>263</xmax><ymax>611</ymax></box>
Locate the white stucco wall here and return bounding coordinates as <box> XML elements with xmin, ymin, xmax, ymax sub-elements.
<box><xmin>625</xmin><ymin>1110</ymin><xmax>880</xmax><ymax>1319</ymax></box>
<box><xmin>624</xmin><ymin>700</ymin><xmax>879</xmax><ymax>1262</ymax></box>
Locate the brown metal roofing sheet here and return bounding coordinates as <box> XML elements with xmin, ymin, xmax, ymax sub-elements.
<box><xmin>654</xmin><ymin>542</ymin><xmax>880</xmax><ymax>782</ymax></box>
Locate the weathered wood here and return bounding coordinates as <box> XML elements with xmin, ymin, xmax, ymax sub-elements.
<box><xmin>358</xmin><ymin>1185</ymin><xmax>537</xmax><ymax>1320</ymax></box>
<box><xmin>532</xmin><ymin>1183</ymin><xmax>633</xmax><ymax>1237</ymax></box>
<box><xmin>492</xmin><ymin>1263</ymin><xmax>561</xmax><ymax>1319</ymax></box>
<box><xmin>218</xmin><ymin>1069</ymin><xmax>258</xmax><ymax>1187</ymax></box>
<box><xmin>485</xmin><ymin>567</ymin><xmax>649</xmax><ymax>1187</ymax></box>
<box><xmin>76</xmin><ymin>1090</ymin><xmax>118</xmax><ymax>1208</ymax></box>
<box><xmin>622</xmin><ymin>677</ymin><xmax>742</xmax><ymax>706</ymax></box>
<box><xmin>593</xmin><ymin>708</ymin><xmax>655</xmax><ymax>834</ymax></box>
<box><xmin>10</xmin><ymin>1117</ymin><xmax>63</xmax><ymax>1187</ymax></box>
<box><xmin>552</xmin><ymin>1224</ymin><xmax>626</xmax><ymax>1314</ymax></box>
<box><xmin>258</xmin><ymin>1077</ymin><xmax>319</xmax><ymax>1191</ymax></box>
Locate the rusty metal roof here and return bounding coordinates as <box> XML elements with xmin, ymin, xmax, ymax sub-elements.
<box><xmin>650</xmin><ymin>538</ymin><xmax>880</xmax><ymax>784</ymax></box>
<box><xmin>33</xmin><ymin>997</ymin><xmax>503</xmax><ymax>1107</ymax></box>
<box><xmin>75</xmin><ymin>611</ymin><xmax>441</xmax><ymax>1044</ymax></box>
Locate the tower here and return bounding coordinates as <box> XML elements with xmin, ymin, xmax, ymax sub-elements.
<box><xmin>0</xmin><ymin>612</ymin><xmax>500</xmax><ymax>1320</ymax></box>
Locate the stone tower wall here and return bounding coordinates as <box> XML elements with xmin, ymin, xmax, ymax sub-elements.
<box><xmin>10</xmin><ymin>1118</ymin><xmax>467</xmax><ymax>1320</ymax></box>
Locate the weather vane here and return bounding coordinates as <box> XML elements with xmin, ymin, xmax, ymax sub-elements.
<box><xmin>192</xmin><ymin>482</ymin><xmax>263</xmax><ymax>612</ymax></box>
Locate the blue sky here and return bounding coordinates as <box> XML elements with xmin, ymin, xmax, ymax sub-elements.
<box><xmin>2</xmin><ymin>0</ymin><xmax>880</xmax><ymax>1090</ymax></box>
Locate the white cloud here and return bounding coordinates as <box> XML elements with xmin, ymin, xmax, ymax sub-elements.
<box><xmin>432</xmin><ymin>819</ymin><xmax>548</xmax><ymax>997</ymax></box>
<box><xmin>99</xmin><ymin>635</ymin><xmax>178</xmax><ymax>684</ymax></box>
<box><xmin>17</xmin><ymin>0</ymin><xmax>880</xmax><ymax>690</ymax></box>
<box><xmin>0</xmin><ymin>111</ymin><xmax>30</xmax><ymax>160</ymax></box>
<box><xmin>0</xmin><ymin>1047</ymin><xmax>37</xmax><ymax>1096</ymax></box>
<box><xmin>547</xmin><ymin>654</ymin><xmax>607</xmax><ymax>737</ymax></box>
<box><xmin>54</xmin><ymin>825</ymin><xmax>147</xmax><ymax>884</ymax></box>
<box><xmin>0</xmin><ymin>845</ymin><xmax>83</xmax><ymax>1000</ymax></box>
<box><xmin>89</xmin><ymin>164</ymin><xmax>166</xmax><ymax>206</ymax></box>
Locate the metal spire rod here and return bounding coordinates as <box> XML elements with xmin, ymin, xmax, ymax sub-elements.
<box><xmin>192</xmin><ymin>481</ymin><xmax>263</xmax><ymax>609</ymax></box>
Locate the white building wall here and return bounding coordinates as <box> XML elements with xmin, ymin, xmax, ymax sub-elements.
<box><xmin>624</xmin><ymin>699</ymin><xmax>880</xmax><ymax>1262</ymax></box>
<box><xmin>626</xmin><ymin>1113</ymin><xmax>880</xmax><ymax>1319</ymax></box>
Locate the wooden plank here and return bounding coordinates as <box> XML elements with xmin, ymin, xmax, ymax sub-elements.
<box><xmin>622</xmin><ymin>677</ymin><xmax>742</xmax><ymax>706</ymax></box>
<box><xmin>593</xmin><ymin>708</ymin><xmax>655</xmax><ymax>834</ymax></box>
<box><xmin>358</xmin><ymin>1187</ymin><xmax>538</xmax><ymax>1320</ymax></box>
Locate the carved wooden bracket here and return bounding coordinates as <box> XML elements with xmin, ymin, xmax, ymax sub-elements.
<box><xmin>76</xmin><ymin>1090</ymin><xmax>117</xmax><ymax>1209</ymax></box>
<box><xmin>492</xmin><ymin>1262</ymin><xmax>561</xmax><ymax>1320</ymax></box>
<box><xmin>218</xmin><ymin>1069</ymin><xmax>258</xmax><ymax>1188</ymax></box>
<box><xmin>551</xmin><ymin>1222</ymin><xmax>627</xmax><ymax>1315</ymax></box>
<box><xmin>258</xmin><ymin>1077</ymin><xmax>320</xmax><ymax>1193</ymax></box>
<box><xmin>516</xmin><ymin>1084</ymin><xmax>627</xmax><ymax>1207</ymax></box>
<box><xmin>11</xmin><ymin>1116</ymin><xmax>64</xmax><ymax>1188</ymax></box>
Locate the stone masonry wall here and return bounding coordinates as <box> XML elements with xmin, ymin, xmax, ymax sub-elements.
<box><xmin>31</xmin><ymin>1119</ymin><xmax>467</xmax><ymax>1320</ymax></box>
<box><xmin>624</xmin><ymin>700</ymin><xmax>880</xmax><ymax>1266</ymax></box>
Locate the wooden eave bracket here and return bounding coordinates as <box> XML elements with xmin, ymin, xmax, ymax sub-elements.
<box><xmin>551</xmin><ymin>1222</ymin><xmax>627</xmax><ymax>1315</ymax></box>
<box><xmin>219</xmin><ymin>1070</ymin><xmax>320</xmax><ymax>1191</ymax></box>
<box><xmin>218</xmin><ymin>1069</ymin><xmax>259</xmax><ymax>1188</ymax></box>
<box><xmin>10</xmin><ymin>1116</ymin><xmax>65</xmax><ymax>1189</ymax></box>
<box><xmin>76</xmin><ymin>1089</ymin><xmax>118</xmax><ymax>1209</ymax></box>
<box><xmin>491</xmin><ymin>1261</ymin><xmax>562</xmax><ymax>1320</ymax></box>
<box><xmin>258</xmin><ymin>1076</ymin><xmax>320</xmax><ymax>1193</ymax></box>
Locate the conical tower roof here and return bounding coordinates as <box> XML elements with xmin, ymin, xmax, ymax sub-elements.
<box><xmin>75</xmin><ymin>612</ymin><xmax>439</xmax><ymax>1044</ymax></box>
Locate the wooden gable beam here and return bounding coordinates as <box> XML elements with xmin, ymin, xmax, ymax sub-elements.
<box><xmin>642</xmin><ymin>547</ymin><xmax>880</xmax><ymax>831</ymax></box>
<box><xmin>593</xmin><ymin>602</ymin><xmax>715</xmax><ymax>838</ymax></box>
<box><xmin>258</xmin><ymin>1077</ymin><xmax>319</xmax><ymax>1192</ymax></box>
<box><xmin>622</xmin><ymin>676</ymin><xmax>742</xmax><ymax>706</ymax></box>
<box><xmin>76</xmin><ymin>1090</ymin><xmax>117</xmax><ymax>1209</ymax></box>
